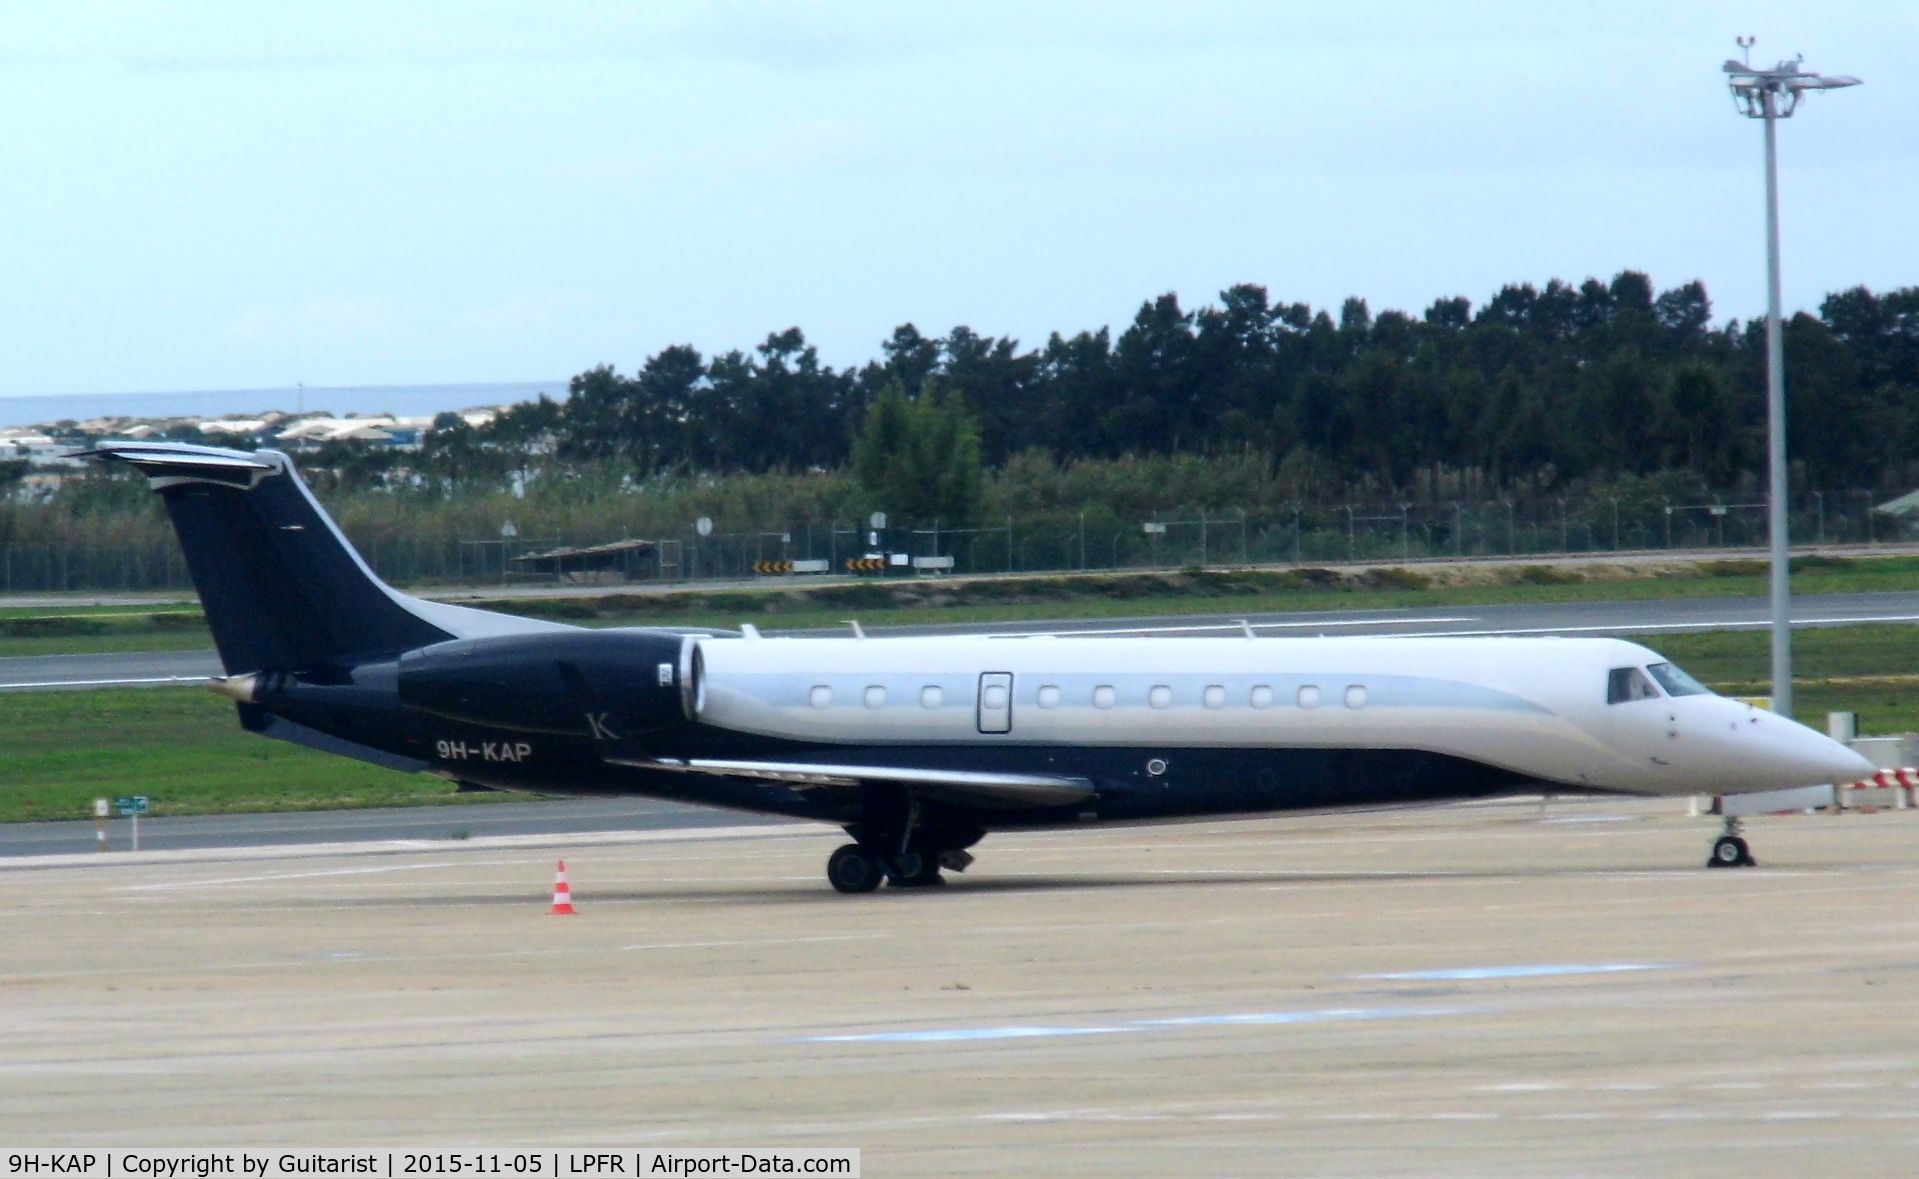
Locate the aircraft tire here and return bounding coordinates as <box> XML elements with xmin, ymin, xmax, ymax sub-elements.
<box><xmin>887</xmin><ymin>852</ymin><xmax>945</xmax><ymax>888</ymax></box>
<box><xmin>827</xmin><ymin>844</ymin><xmax>884</xmax><ymax>894</ymax></box>
<box><xmin>1708</xmin><ymin>835</ymin><xmax>1754</xmax><ymax>869</ymax></box>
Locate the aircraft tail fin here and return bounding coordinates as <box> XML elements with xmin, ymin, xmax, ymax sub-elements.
<box><xmin>78</xmin><ymin>442</ymin><xmax>566</xmax><ymax>673</ymax></box>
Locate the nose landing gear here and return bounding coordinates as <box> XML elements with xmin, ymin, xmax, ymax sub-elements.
<box><xmin>1707</xmin><ymin>817</ymin><xmax>1756</xmax><ymax>869</ymax></box>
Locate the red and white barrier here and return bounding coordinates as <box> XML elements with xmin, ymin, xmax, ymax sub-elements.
<box><xmin>1838</xmin><ymin>767</ymin><xmax>1919</xmax><ymax>811</ymax></box>
<box><xmin>1695</xmin><ymin>768</ymin><xmax>1919</xmax><ymax>816</ymax></box>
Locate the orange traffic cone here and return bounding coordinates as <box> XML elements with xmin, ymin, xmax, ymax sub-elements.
<box><xmin>549</xmin><ymin>859</ymin><xmax>576</xmax><ymax>915</ymax></box>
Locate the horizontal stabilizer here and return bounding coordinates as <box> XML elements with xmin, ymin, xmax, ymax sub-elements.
<box><xmin>622</xmin><ymin>756</ymin><xmax>1096</xmax><ymax>808</ymax></box>
<box><xmin>77</xmin><ymin>440</ymin><xmax>570</xmax><ymax>672</ymax></box>
<box><xmin>71</xmin><ymin>441</ymin><xmax>278</xmax><ymax>486</ymax></box>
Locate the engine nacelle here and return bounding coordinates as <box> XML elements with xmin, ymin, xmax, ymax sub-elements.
<box><xmin>397</xmin><ymin>629</ymin><xmax>699</xmax><ymax>737</ymax></box>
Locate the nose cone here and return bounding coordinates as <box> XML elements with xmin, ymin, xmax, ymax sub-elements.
<box><xmin>1754</xmin><ymin>711</ymin><xmax>1873</xmax><ymax>788</ymax></box>
<box><xmin>1610</xmin><ymin>696</ymin><xmax>1877</xmax><ymax>797</ymax></box>
<box><xmin>1811</xmin><ymin>732</ymin><xmax>1875</xmax><ymax>785</ymax></box>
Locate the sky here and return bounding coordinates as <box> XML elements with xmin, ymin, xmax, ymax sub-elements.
<box><xmin>1</xmin><ymin>1</ymin><xmax>1912</xmax><ymax>399</ymax></box>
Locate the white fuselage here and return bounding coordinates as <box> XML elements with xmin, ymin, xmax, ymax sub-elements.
<box><xmin>692</xmin><ymin>634</ymin><xmax>1869</xmax><ymax>798</ymax></box>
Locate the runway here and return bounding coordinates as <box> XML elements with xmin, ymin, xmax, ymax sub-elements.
<box><xmin>0</xmin><ymin>647</ymin><xmax>220</xmax><ymax>690</ymax></box>
<box><xmin>882</xmin><ymin>589</ymin><xmax>1919</xmax><ymax>639</ymax></box>
<box><xmin>6</xmin><ymin>798</ymin><xmax>1919</xmax><ymax>1175</ymax></box>
<box><xmin>7</xmin><ymin>589</ymin><xmax>1919</xmax><ymax>692</ymax></box>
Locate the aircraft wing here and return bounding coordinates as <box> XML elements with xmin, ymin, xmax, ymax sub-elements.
<box><xmin>617</xmin><ymin>756</ymin><xmax>1096</xmax><ymax>808</ymax></box>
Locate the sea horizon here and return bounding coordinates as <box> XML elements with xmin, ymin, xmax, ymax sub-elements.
<box><xmin>0</xmin><ymin>380</ymin><xmax>568</xmax><ymax>432</ymax></box>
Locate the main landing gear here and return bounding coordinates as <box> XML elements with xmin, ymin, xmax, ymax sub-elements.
<box><xmin>825</xmin><ymin>842</ymin><xmax>974</xmax><ymax>894</ymax></box>
<box><xmin>1707</xmin><ymin>816</ymin><xmax>1757</xmax><ymax>869</ymax></box>
<box><xmin>825</xmin><ymin>791</ymin><xmax>985</xmax><ymax>894</ymax></box>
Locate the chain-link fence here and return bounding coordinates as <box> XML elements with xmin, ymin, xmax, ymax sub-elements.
<box><xmin>0</xmin><ymin>492</ymin><xmax>1906</xmax><ymax>594</ymax></box>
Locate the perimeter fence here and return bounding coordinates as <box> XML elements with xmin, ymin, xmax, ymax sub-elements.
<box><xmin>1</xmin><ymin>491</ymin><xmax>1905</xmax><ymax>595</ymax></box>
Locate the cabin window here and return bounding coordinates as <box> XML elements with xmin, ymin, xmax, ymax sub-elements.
<box><xmin>1203</xmin><ymin>685</ymin><xmax>1226</xmax><ymax>709</ymax></box>
<box><xmin>1149</xmin><ymin>685</ymin><xmax>1173</xmax><ymax>709</ymax></box>
<box><xmin>983</xmin><ymin>683</ymin><xmax>1009</xmax><ymax>711</ymax></box>
<box><xmin>920</xmin><ymin>685</ymin><xmax>943</xmax><ymax>708</ymax></box>
<box><xmin>809</xmin><ymin>685</ymin><xmax>832</xmax><ymax>709</ymax></box>
<box><xmin>864</xmin><ymin>685</ymin><xmax>886</xmax><ymax>709</ymax></box>
<box><xmin>1607</xmin><ymin>667</ymin><xmax>1662</xmax><ymax>704</ymax></box>
<box><xmin>1297</xmin><ymin>684</ymin><xmax>1321</xmax><ymax>710</ymax></box>
<box><xmin>1037</xmin><ymin>685</ymin><xmax>1062</xmax><ymax>709</ymax></box>
<box><xmin>1093</xmin><ymin>685</ymin><xmax>1117</xmax><ymax>709</ymax></box>
<box><xmin>1344</xmin><ymin>685</ymin><xmax>1368</xmax><ymax>709</ymax></box>
<box><xmin>1250</xmin><ymin>685</ymin><xmax>1275</xmax><ymax>709</ymax></box>
<box><xmin>1647</xmin><ymin>662</ymin><xmax>1710</xmax><ymax>698</ymax></box>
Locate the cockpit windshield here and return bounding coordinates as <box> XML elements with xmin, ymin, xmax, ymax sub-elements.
<box><xmin>1607</xmin><ymin>666</ymin><xmax>1661</xmax><ymax>704</ymax></box>
<box><xmin>1646</xmin><ymin>662</ymin><xmax>1711</xmax><ymax>697</ymax></box>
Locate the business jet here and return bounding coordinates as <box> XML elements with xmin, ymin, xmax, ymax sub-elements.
<box><xmin>81</xmin><ymin>442</ymin><xmax>1871</xmax><ymax>892</ymax></box>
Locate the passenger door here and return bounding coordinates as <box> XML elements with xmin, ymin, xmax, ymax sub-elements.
<box><xmin>977</xmin><ymin>672</ymin><xmax>1013</xmax><ymax>734</ymax></box>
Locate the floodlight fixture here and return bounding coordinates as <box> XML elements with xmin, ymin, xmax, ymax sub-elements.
<box><xmin>1724</xmin><ymin>51</ymin><xmax>1862</xmax><ymax>118</ymax></box>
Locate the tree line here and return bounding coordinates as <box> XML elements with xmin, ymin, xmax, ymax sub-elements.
<box><xmin>18</xmin><ymin>270</ymin><xmax>1917</xmax><ymax>546</ymax></box>
<box><xmin>409</xmin><ymin>272</ymin><xmax>1918</xmax><ymax>517</ymax></box>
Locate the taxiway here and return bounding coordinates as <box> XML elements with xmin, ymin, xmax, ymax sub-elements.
<box><xmin>5</xmin><ymin>799</ymin><xmax>1919</xmax><ymax>1176</ymax></box>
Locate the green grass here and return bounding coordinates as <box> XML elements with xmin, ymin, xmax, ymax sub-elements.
<box><xmin>0</xmin><ymin>688</ymin><xmax>492</xmax><ymax>824</ymax></box>
<box><xmin>1651</xmin><ymin>627</ymin><xmax>1919</xmax><ymax>688</ymax></box>
<box><xmin>0</xmin><ymin>631</ymin><xmax>227</xmax><ymax>658</ymax></box>
<box><xmin>1793</xmin><ymin>683</ymin><xmax>1919</xmax><ymax>736</ymax></box>
<box><xmin>1650</xmin><ymin>629</ymin><xmax>1919</xmax><ymax>734</ymax></box>
<box><xmin>0</xmin><ymin>606</ymin><xmax>209</xmax><ymax>656</ymax></box>
<box><xmin>0</xmin><ymin>602</ymin><xmax>194</xmax><ymax>618</ymax></box>
<box><xmin>0</xmin><ymin>610</ymin><xmax>202</xmax><ymax>635</ymax></box>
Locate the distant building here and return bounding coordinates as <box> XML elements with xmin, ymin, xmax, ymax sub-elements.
<box><xmin>0</xmin><ymin>401</ymin><xmax>515</xmax><ymax>464</ymax></box>
<box><xmin>275</xmin><ymin>417</ymin><xmax>396</xmax><ymax>450</ymax></box>
<box><xmin>271</xmin><ymin>413</ymin><xmax>455</xmax><ymax>452</ymax></box>
<box><xmin>197</xmin><ymin>419</ymin><xmax>270</xmax><ymax>439</ymax></box>
<box><xmin>0</xmin><ymin>433</ymin><xmax>83</xmax><ymax>468</ymax></box>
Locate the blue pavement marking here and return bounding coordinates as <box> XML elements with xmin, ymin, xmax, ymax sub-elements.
<box><xmin>1133</xmin><ymin>1006</ymin><xmax>1470</xmax><ymax>1028</ymax></box>
<box><xmin>808</xmin><ymin>1025</ymin><xmax>1136</xmax><ymax>1044</ymax></box>
<box><xmin>1358</xmin><ymin>963</ymin><xmax>1672</xmax><ymax>982</ymax></box>
<box><xmin>800</xmin><ymin>1005</ymin><xmax>1469</xmax><ymax>1044</ymax></box>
